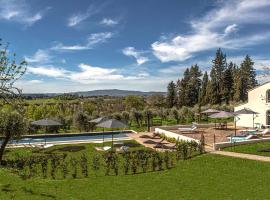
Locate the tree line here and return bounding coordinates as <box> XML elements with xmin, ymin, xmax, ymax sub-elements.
<box><xmin>167</xmin><ymin>48</ymin><xmax>258</xmax><ymax>108</ymax></box>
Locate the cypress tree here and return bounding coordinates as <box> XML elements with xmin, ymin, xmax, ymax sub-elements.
<box><xmin>210</xmin><ymin>48</ymin><xmax>227</xmax><ymax>104</ymax></box>
<box><xmin>200</xmin><ymin>72</ymin><xmax>208</xmax><ymax>105</ymax></box>
<box><xmin>176</xmin><ymin>68</ymin><xmax>190</xmax><ymax>107</ymax></box>
<box><xmin>222</xmin><ymin>62</ymin><xmax>234</xmax><ymax>104</ymax></box>
<box><xmin>166</xmin><ymin>81</ymin><xmax>176</xmax><ymax>108</ymax></box>
<box><xmin>186</xmin><ymin>65</ymin><xmax>202</xmax><ymax>106</ymax></box>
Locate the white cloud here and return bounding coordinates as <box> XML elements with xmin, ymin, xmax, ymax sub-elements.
<box><xmin>0</xmin><ymin>0</ymin><xmax>46</xmax><ymax>26</ymax></box>
<box><xmin>122</xmin><ymin>47</ymin><xmax>149</xmax><ymax>65</ymax></box>
<box><xmin>27</xmin><ymin>63</ymin><xmax>149</xmax><ymax>84</ymax></box>
<box><xmin>224</xmin><ymin>24</ymin><xmax>238</xmax><ymax>35</ymax></box>
<box><xmin>51</xmin><ymin>32</ymin><xmax>113</xmax><ymax>51</ymax></box>
<box><xmin>25</xmin><ymin>49</ymin><xmax>52</xmax><ymax>64</ymax></box>
<box><xmin>152</xmin><ymin>0</ymin><xmax>270</xmax><ymax>62</ymax></box>
<box><xmin>67</xmin><ymin>4</ymin><xmax>103</xmax><ymax>27</ymax></box>
<box><xmin>28</xmin><ymin>66</ymin><xmax>68</xmax><ymax>78</ymax></box>
<box><xmin>28</xmin><ymin>80</ymin><xmax>43</xmax><ymax>84</ymax></box>
<box><xmin>100</xmin><ymin>18</ymin><xmax>118</xmax><ymax>26</ymax></box>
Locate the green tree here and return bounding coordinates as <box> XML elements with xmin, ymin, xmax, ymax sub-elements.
<box><xmin>73</xmin><ymin>112</ymin><xmax>89</xmax><ymax>132</ymax></box>
<box><xmin>240</xmin><ymin>55</ymin><xmax>257</xmax><ymax>101</ymax></box>
<box><xmin>124</xmin><ymin>95</ymin><xmax>145</xmax><ymax>111</ymax></box>
<box><xmin>210</xmin><ymin>48</ymin><xmax>227</xmax><ymax>104</ymax></box>
<box><xmin>0</xmin><ymin>111</ymin><xmax>26</xmax><ymax>164</ymax></box>
<box><xmin>0</xmin><ymin>39</ymin><xmax>27</xmax><ymax>104</ymax></box>
<box><xmin>200</xmin><ymin>72</ymin><xmax>208</xmax><ymax>105</ymax></box>
<box><xmin>166</xmin><ymin>81</ymin><xmax>176</xmax><ymax>108</ymax></box>
<box><xmin>176</xmin><ymin>68</ymin><xmax>190</xmax><ymax>107</ymax></box>
<box><xmin>221</xmin><ymin>62</ymin><xmax>234</xmax><ymax>104</ymax></box>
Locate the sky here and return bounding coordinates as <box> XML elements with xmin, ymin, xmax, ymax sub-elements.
<box><xmin>1</xmin><ymin>0</ymin><xmax>270</xmax><ymax>93</ymax></box>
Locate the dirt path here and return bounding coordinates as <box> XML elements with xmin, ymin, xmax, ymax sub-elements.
<box><xmin>210</xmin><ymin>150</ymin><xmax>270</xmax><ymax>162</ymax></box>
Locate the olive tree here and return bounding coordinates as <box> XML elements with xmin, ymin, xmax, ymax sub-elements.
<box><xmin>0</xmin><ymin>39</ymin><xmax>27</xmax><ymax>164</ymax></box>
<box><xmin>0</xmin><ymin>111</ymin><xmax>26</xmax><ymax>164</ymax></box>
<box><xmin>0</xmin><ymin>39</ymin><xmax>27</xmax><ymax>104</ymax></box>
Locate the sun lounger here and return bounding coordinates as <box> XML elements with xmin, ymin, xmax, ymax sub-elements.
<box><xmin>178</xmin><ymin>126</ymin><xmax>197</xmax><ymax>132</ymax></box>
<box><xmin>259</xmin><ymin>129</ymin><xmax>270</xmax><ymax>135</ymax></box>
<box><xmin>120</xmin><ymin>146</ymin><xmax>129</xmax><ymax>152</ymax></box>
<box><xmin>103</xmin><ymin>146</ymin><xmax>111</xmax><ymax>151</ymax></box>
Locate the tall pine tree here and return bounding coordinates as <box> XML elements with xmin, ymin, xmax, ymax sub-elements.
<box><xmin>210</xmin><ymin>48</ymin><xmax>227</xmax><ymax>104</ymax></box>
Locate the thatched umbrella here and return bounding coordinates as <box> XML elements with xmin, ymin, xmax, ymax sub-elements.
<box><xmin>234</xmin><ymin>108</ymin><xmax>259</xmax><ymax>128</ymax></box>
<box><xmin>31</xmin><ymin>119</ymin><xmax>62</xmax><ymax>145</ymax></box>
<box><xmin>96</xmin><ymin>119</ymin><xmax>127</xmax><ymax>150</ymax></box>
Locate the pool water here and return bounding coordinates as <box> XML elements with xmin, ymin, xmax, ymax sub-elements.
<box><xmin>2</xmin><ymin>132</ymin><xmax>131</xmax><ymax>145</ymax></box>
<box><xmin>227</xmin><ymin>136</ymin><xmax>248</xmax><ymax>143</ymax></box>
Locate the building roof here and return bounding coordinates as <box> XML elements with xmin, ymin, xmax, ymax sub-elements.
<box><xmin>248</xmin><ymin>80</ymin><xmax>270</xmax><ymax>92</ymax></box>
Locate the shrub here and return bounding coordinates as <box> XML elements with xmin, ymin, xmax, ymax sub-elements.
<box><xmin>92</xmin><ymin>154</ymin><xmax>100</xmax><ymax>176</ymax></box>
<box><xmin>80</xmin><ymin>154</ymin><xmax>88</xmax><ymax>178</ymax></box>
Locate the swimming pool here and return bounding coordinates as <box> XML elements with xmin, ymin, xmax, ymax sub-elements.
<box><xmin>1</xmin><ymin>131</ymin><xmax>132</xmax><ymax>145</ymax></box>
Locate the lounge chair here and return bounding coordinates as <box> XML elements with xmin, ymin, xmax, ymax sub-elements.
<box><xmin>257</xmin><ymin>129</ymin><xmax>270</xmax><ymax>135</ymax></box>
<box><xmin>120</xmin><ymin>146</ymin><xmax>129</xmax><ymax>152</ymax></box>
<box><xmin>103</xmin><ymin>146</ymin><xmax>111</xmax><ymax>151</ymax></box>
<box><xmin>178</xmin><ymin>125</ymin><xmax>197</xmax><ymax>133</ymax></box>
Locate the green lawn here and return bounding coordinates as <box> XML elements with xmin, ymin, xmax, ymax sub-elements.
<box><xmin>1</xmin><ymin>142</ymin><xmax>270</xmax><ymax>199</ymax></box>
<box><xmin>224</xmin><ymin>141</ymin><xmax>270</xmax><ymax>157</ymax></box>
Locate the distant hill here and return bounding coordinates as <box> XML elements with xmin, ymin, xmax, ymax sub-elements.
<box><xmin>23</xmin><ymin>89</ymin><xmax>166</xmax><ymax>98</ymax></box>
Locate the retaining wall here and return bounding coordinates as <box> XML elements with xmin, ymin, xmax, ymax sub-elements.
<box><xmin>150</xmin><ymin>123</ymin><xmax>216</xmax><ymax>132</ymax></box>
<box><xmin>154</xmin><ymin>128</ymin><xmax>200</xmax><ymax>143</ymax></box>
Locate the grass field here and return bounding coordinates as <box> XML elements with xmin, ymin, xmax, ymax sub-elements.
<box><xmin>224</xmin><ymin>141</ymin><xmax>270</xmax><ymax>157</ymax></box>
<box><xmin>1</xmin><ymin>143</ymin><xmax>270</xmax><ymax>199</ymax></box>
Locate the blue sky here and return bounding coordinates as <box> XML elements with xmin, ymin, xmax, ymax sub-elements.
<box><xmin>1</xmin><ymin>0</ymin><xmax>270</xmax><ymax>93</ymax></box>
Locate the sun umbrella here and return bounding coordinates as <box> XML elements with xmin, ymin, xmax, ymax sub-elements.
<box><xmin>31</xmin><ymin>119</ymin><xmax>62</xmax><ymax>145</ymax></box>
<box><xmin>209</xmin><ymin>111</ymin><xmax>235</xmax><ymax>130</ymax></box>
<box><xmin>201</xmin><ymin>109</ymin><xmax>221</xmax><ymax>124</ymax></box>
<box><xmin>234</xmin><ymin>108</ymin><xmax>259</xmax><ymax>128</ymax></box>
<box><xmin>201</xmin><ymin>109</ymin><xmax>220</xmax><ymax>114</ymax></box>
<box><xmin>31</xmin><ymin>119</ymin><xmax>62</xmax><ymax>126</ymax></box>
<box><xmin>96</xmin><ymin>119</ymin><xmax>127</xmax><ymax>150</ymax></box>
<box><xmin>89</xmin><ymin>117</ymin><xmax>108</xmax><ymax>124</ymax></box>
<box><xmin>209</xmin><ymin>111</ymin><xmax>235</xmax><ymax>118</ymax></box>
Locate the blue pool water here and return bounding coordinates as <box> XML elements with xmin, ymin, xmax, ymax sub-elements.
<box><xmin>227</xmin><ymin>136</ymin><xmax>248</xmax><ymax>143</ymax></box>
<box><xmin>2</xmin><ymin>132</ymin><xmax>131</xmax><ymax>145</ymax></box>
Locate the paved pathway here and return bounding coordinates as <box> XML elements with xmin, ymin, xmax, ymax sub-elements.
<box><xmin>210</xmin><ymin>150</ymin><xmax>270</xmax><ymax>162</ymax></box>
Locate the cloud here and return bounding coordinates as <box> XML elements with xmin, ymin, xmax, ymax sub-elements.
<box><xmin>100</xmin><ymin>18</ymin><xmax>118</xmax><ymax>26</ymax></box>
<box><xmin>122</xmin><ymin>47</ymin><xmax>149</xmax><ymax>65</ymax></box>
<box><xmin>25</xmin><ymin>49</ymin><xmax>52</xmax><ymax>64</ymax></box>
<box><xmin>224</xmin><ymin>24</ymin><xmax>238</xmax><ymax>35</ymax></box>
<box><xmin>27</xmin><ymin>63</ymin><xmax>149</xmax><ymax>84</ymax></box>
<box><xmin>28</xmin><ymin>80</ymin><xmax>43</xmax><ymax>84</ymax></box>
<box><xmin>152</xmin><ymin>0</ymin><xmax>270</xmax><ymax>62</ymax></box>
<box><xmin>51</xmin><ymin>32</ymin><xmax>113</xmax><ymax>51</ymax></box>
<box><xmin>28</xmin><ymin>66</ymin><xmax>68</xmax><ymax>78</ymax></box>
<box><xmin>0</xmin><ymin>0</ymin><xmax>46</xmax><ymax>26</ymax></box>
<box><xmin>67</xmin><ymin>3</ymin><xmax>104</xmax><ymax>27</ymax></box>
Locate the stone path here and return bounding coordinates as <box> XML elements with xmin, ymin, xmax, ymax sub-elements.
<box><xmin>210</xmin><ymin>150</ymin><xmax>270</xmax><ymax>162</ymax></box>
